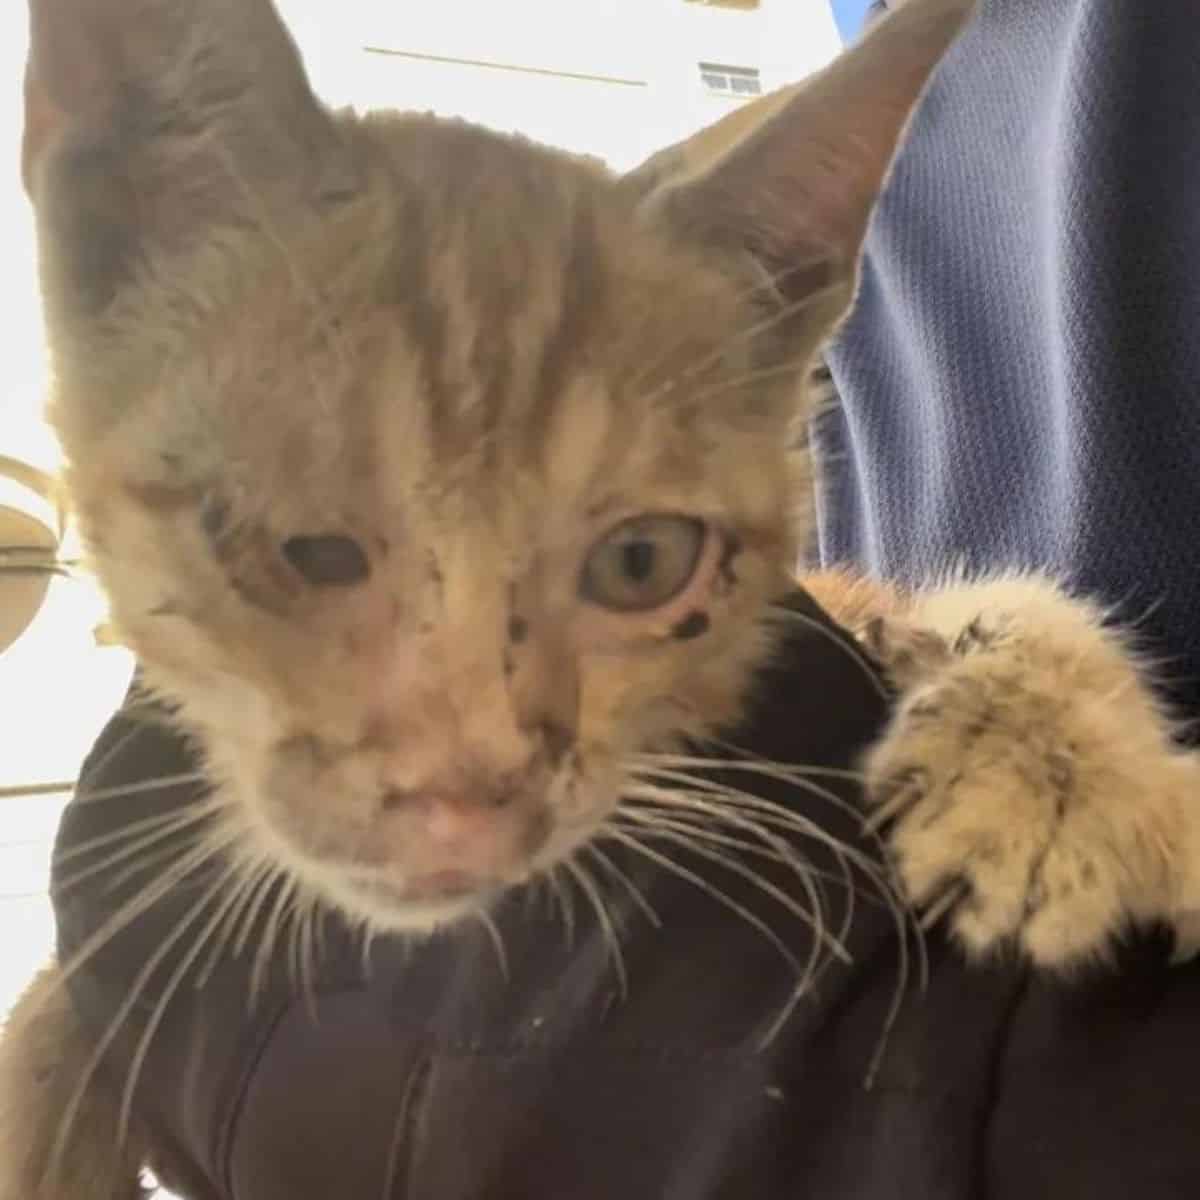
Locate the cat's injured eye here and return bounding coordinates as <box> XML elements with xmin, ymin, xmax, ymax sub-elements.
<box><xmin>282</xmin><ymin>535</ymin><xmax>370</xmax><ymax>587</ymax></box>
<box><xmin>581</xmin><ymin>515</ymin><xmax>705</xmax><ymax>613</ymax></box>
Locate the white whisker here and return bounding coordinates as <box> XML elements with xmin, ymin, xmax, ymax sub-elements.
<box><xmin>53</xmin><ymin>799</ymin><xmax>223</xmax><ymax>896</ymax></box>
<box><xmin>99</xmin><ymin>833</ymin><xmax>222</xmax><ymax>901</ymax></box>
<box><xmin>54</xmin><ymin>821</ymin><xmax>244</xmax><ymax>998</ymax></box>
<box><xmin>621</xmin><ymin>803</ymin><xmax>867</xmax><ymax>902</ymax></box>
<box><xmin>563</xmin><ymin>857</ymin><xmax>628</xmax><ymax>1000</ymax></box>
<box><xmin>63</xmin><ymin>719</ymin><xmax>157</xmax><ymax>799</ymax></box>
<box><xmin>252</xmin><ymin>873</ymin><xmax>299</xmax><ymax>1009</ymax></box>
<box><xmin>197</xmin><ymin>855</ymin><xmax>276</xmax><ymax>991</ymax></box>
<box><xmin>601</xmin><ymin>826</ymin><xmax>804</xmax><ymax>981</ymax></box>
<box><xmin>476</xmin><ymin>909</ymin><xmax>510</xmax><ymax>981</ymax></box>
<box><xmin>686</xmin><ymin>354</ymin><xmax>827</xmax><ymax>409</ymax></box>
<box><xmin>615</xmin><ymin>809</ymin><xmax>844</xmax><ymax>984</ymax></box>
<box><xmin>765</xmin><ymin>605</ymin><xmax>891</xmax><ymax>700</ymax></box>
<box><xmin>51</xmin><ymin>801</ymin><xmax>219</xmax><ymax>868</ymax></box>
<box><xmin>630</xmin><ymin>274</ymin><xmax>847</xmax><ymax>411</ymax></box>
<box><xmin>582</xmin><ymin>844</ymin><xmax>660</xmax><ymax>930</ymax></box>
<box><xmin>360</xmin><ymin>919</ymin><xmax>379</xmax><ymax>982</ymax></box>
<box><xmin>52</xmin><ymin>851</ymin><xmax>243</xmax><ymax>1175</ymax></box>
<box><xmin>647</xmin><ymin>749</ymin><xmax>868</xmax><ymax>786</ymax></box>
<box><xmin>630</xmin><ymin>762</ymin><xmax>882</xmax><ymax>881</ymax></box>
<box><xmin>620</xmin><ymin>754</ymin><xmax>926</xmax><ymax>1057</ymax></box>
<box><xmin>70</xmin><ymin>770</ymin><xmax>210</xmax><ymax>807</ymax></box>
<box><xmin>231</xmin><ymin>862</ymin><xmax>284</xmax><ymax>962</ymax></box>
<box><xmin>620</xmin><ymin>802</ymin><xmax>824</xmax><ymax>887</ymax></box>
<box><xmin>298</xmin><ymin>898</ymin><xmax>320</xmax><ymax>1023</ymax></box>
<box><xmin>118</xmin><ymin>856</ymin><xmax>264</xmax><ymax>1139</ymax></box>
<box><xmin>547</xmin><ymin>863</ymin><xmax>577</xmax><ymax>951</ymax></box>
<box><xmin>286</xmin><ymin>897</ymin><xmax>306</xmax><ymax>1012</ymax></box>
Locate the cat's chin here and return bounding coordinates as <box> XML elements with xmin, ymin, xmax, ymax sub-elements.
<box><xmin>284</xmin><ymin>812</ymin><xmax>613</xmax><ymax>935</ymax></box>
<box><xmin>321</xmin><ymin>868</ymin><xmax>506</xmax><ymax>933</ymax></box>
<box><xmin>232</xmin><ymin>749</ymin><xmax>623</xmax><ymax>933</ymax></box>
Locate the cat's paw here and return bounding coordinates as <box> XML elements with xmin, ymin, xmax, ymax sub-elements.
<box><xmin>861</xmin><ymin>577</ymin><xmax>1200</xmax><ymax>969</ymax></box>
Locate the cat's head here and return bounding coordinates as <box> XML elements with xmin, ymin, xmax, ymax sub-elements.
<box><xmin>23</xmin><ymin>0</ymin><xmax>971</xmax><ymax>930</ymax></box>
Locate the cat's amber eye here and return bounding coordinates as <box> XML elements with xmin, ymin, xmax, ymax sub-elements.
<box><xmin>581</xmin><ymin>515</ymin><xmax>705</xmax><ymax>612</ymax></box>
<box><xmin>282</xmin><ymin>535</ymin><xmax>370</xmax><ymax>587</ymax></box>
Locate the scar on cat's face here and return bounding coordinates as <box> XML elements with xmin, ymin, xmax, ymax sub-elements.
<box><xmin>25</xmin><ymin>0</ymin><xmax>972</xmax><ymax>929</ymax></box>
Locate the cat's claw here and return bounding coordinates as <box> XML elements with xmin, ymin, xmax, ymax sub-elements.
<box><xmin>860</xmin><ymin>583</ymin><xmax>1200</xmax><ymax>970</ymax></box>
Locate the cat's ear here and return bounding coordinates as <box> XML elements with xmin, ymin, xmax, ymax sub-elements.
<box><xmin>23</xmin><ymin>0</ymin><xmax>357</xmax><ymax>310</ymax></box>
<box><xmin>628</xmin><ymin>0</ymin><xmax>974</xmax><ymax>318</ymax></box>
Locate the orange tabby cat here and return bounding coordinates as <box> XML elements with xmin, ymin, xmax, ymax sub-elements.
<box><xmin>4</xmin><ymin>0</ymin><xmax>1198</xmax><ymax>1195</ymax></box>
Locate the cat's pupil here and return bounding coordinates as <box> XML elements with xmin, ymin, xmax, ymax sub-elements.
<box><xmin>622</xmin><ymin>541</ymin><xmax>656</xmax><ymax>584</ymax></box>
<box><xmin>282</xmin><ymin>535</ymin><xmax>370</xmax><ymax>587</ymax></box>
<box><xmin>580</xmin><ymin>515</ymin><xmax>705</xmax><ymax>613</ymax></box>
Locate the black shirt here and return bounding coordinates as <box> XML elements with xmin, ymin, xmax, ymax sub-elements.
<box><xmin>55</xmin><ymin>590</ymin><xmax>1200</xmax><ymax>1198</ymax></box>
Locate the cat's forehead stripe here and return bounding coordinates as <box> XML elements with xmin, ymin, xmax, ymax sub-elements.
<box><xmin>358</xmin><ymin>146</ymin><xmax>627</xmax><ymax>497</ymax></box>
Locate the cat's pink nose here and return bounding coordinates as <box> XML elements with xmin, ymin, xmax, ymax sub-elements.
<box><xmin>380</xmin><ymin>777</ymin><xmax>530</xmax><ymax>849</ymax></box>
<box><xmin>421</xmin><ymin>795</ymin><xmax>509</xmax><ymax>846</ymax></box>
<box><xmin>377</xmin><ymin>783</ymin><xmax>550</xmax><ymax>886</ymax></box>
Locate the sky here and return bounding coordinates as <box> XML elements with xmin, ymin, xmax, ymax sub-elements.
<box><xmin>830</xmin><ymin>0</ymin><xmax>876</xmax><ymax>41</ymax></box>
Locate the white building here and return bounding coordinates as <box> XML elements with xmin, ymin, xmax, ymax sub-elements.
<box><xmin>281</xmin><ymin>0</ymin><xmax>844</xmax><ymax>169</ymax></box>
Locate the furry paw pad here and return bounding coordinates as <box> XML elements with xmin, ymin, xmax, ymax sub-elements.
<box><xmin>861</xmin><ymin>598</ymin><xmax>1198</xmax><ymax>969</ymax></box>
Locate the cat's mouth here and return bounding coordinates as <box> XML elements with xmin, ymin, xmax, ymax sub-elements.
<box><xmin>397</xmin><ymin>869</ymin><xmax>495</xmax><ymax>902</ymax></box>
<box><xmin>333</xmin><ymin>864</ymin><xmax>513</xmax><ymax>926</ymax></box>
<box><xmin>282</xmin><ymin>803</ymin><xmax>607</xmax><ymax>930</ymax></box>
<box><xmin>252</xmin><ymin>741</ymin><xmax>623</xmax><ymax>928</ymax></box>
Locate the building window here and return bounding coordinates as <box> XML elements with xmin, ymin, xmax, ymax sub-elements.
<box><xmin>698</xmin><ymin>62</ymin><xmax>762</xmax><ymax>97</ymax></box>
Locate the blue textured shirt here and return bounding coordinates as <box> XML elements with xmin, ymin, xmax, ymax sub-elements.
<box><xmin>818</xmin><ymin>0</ymin><xmax>1200</xmax><ymax>713</ymax></box>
